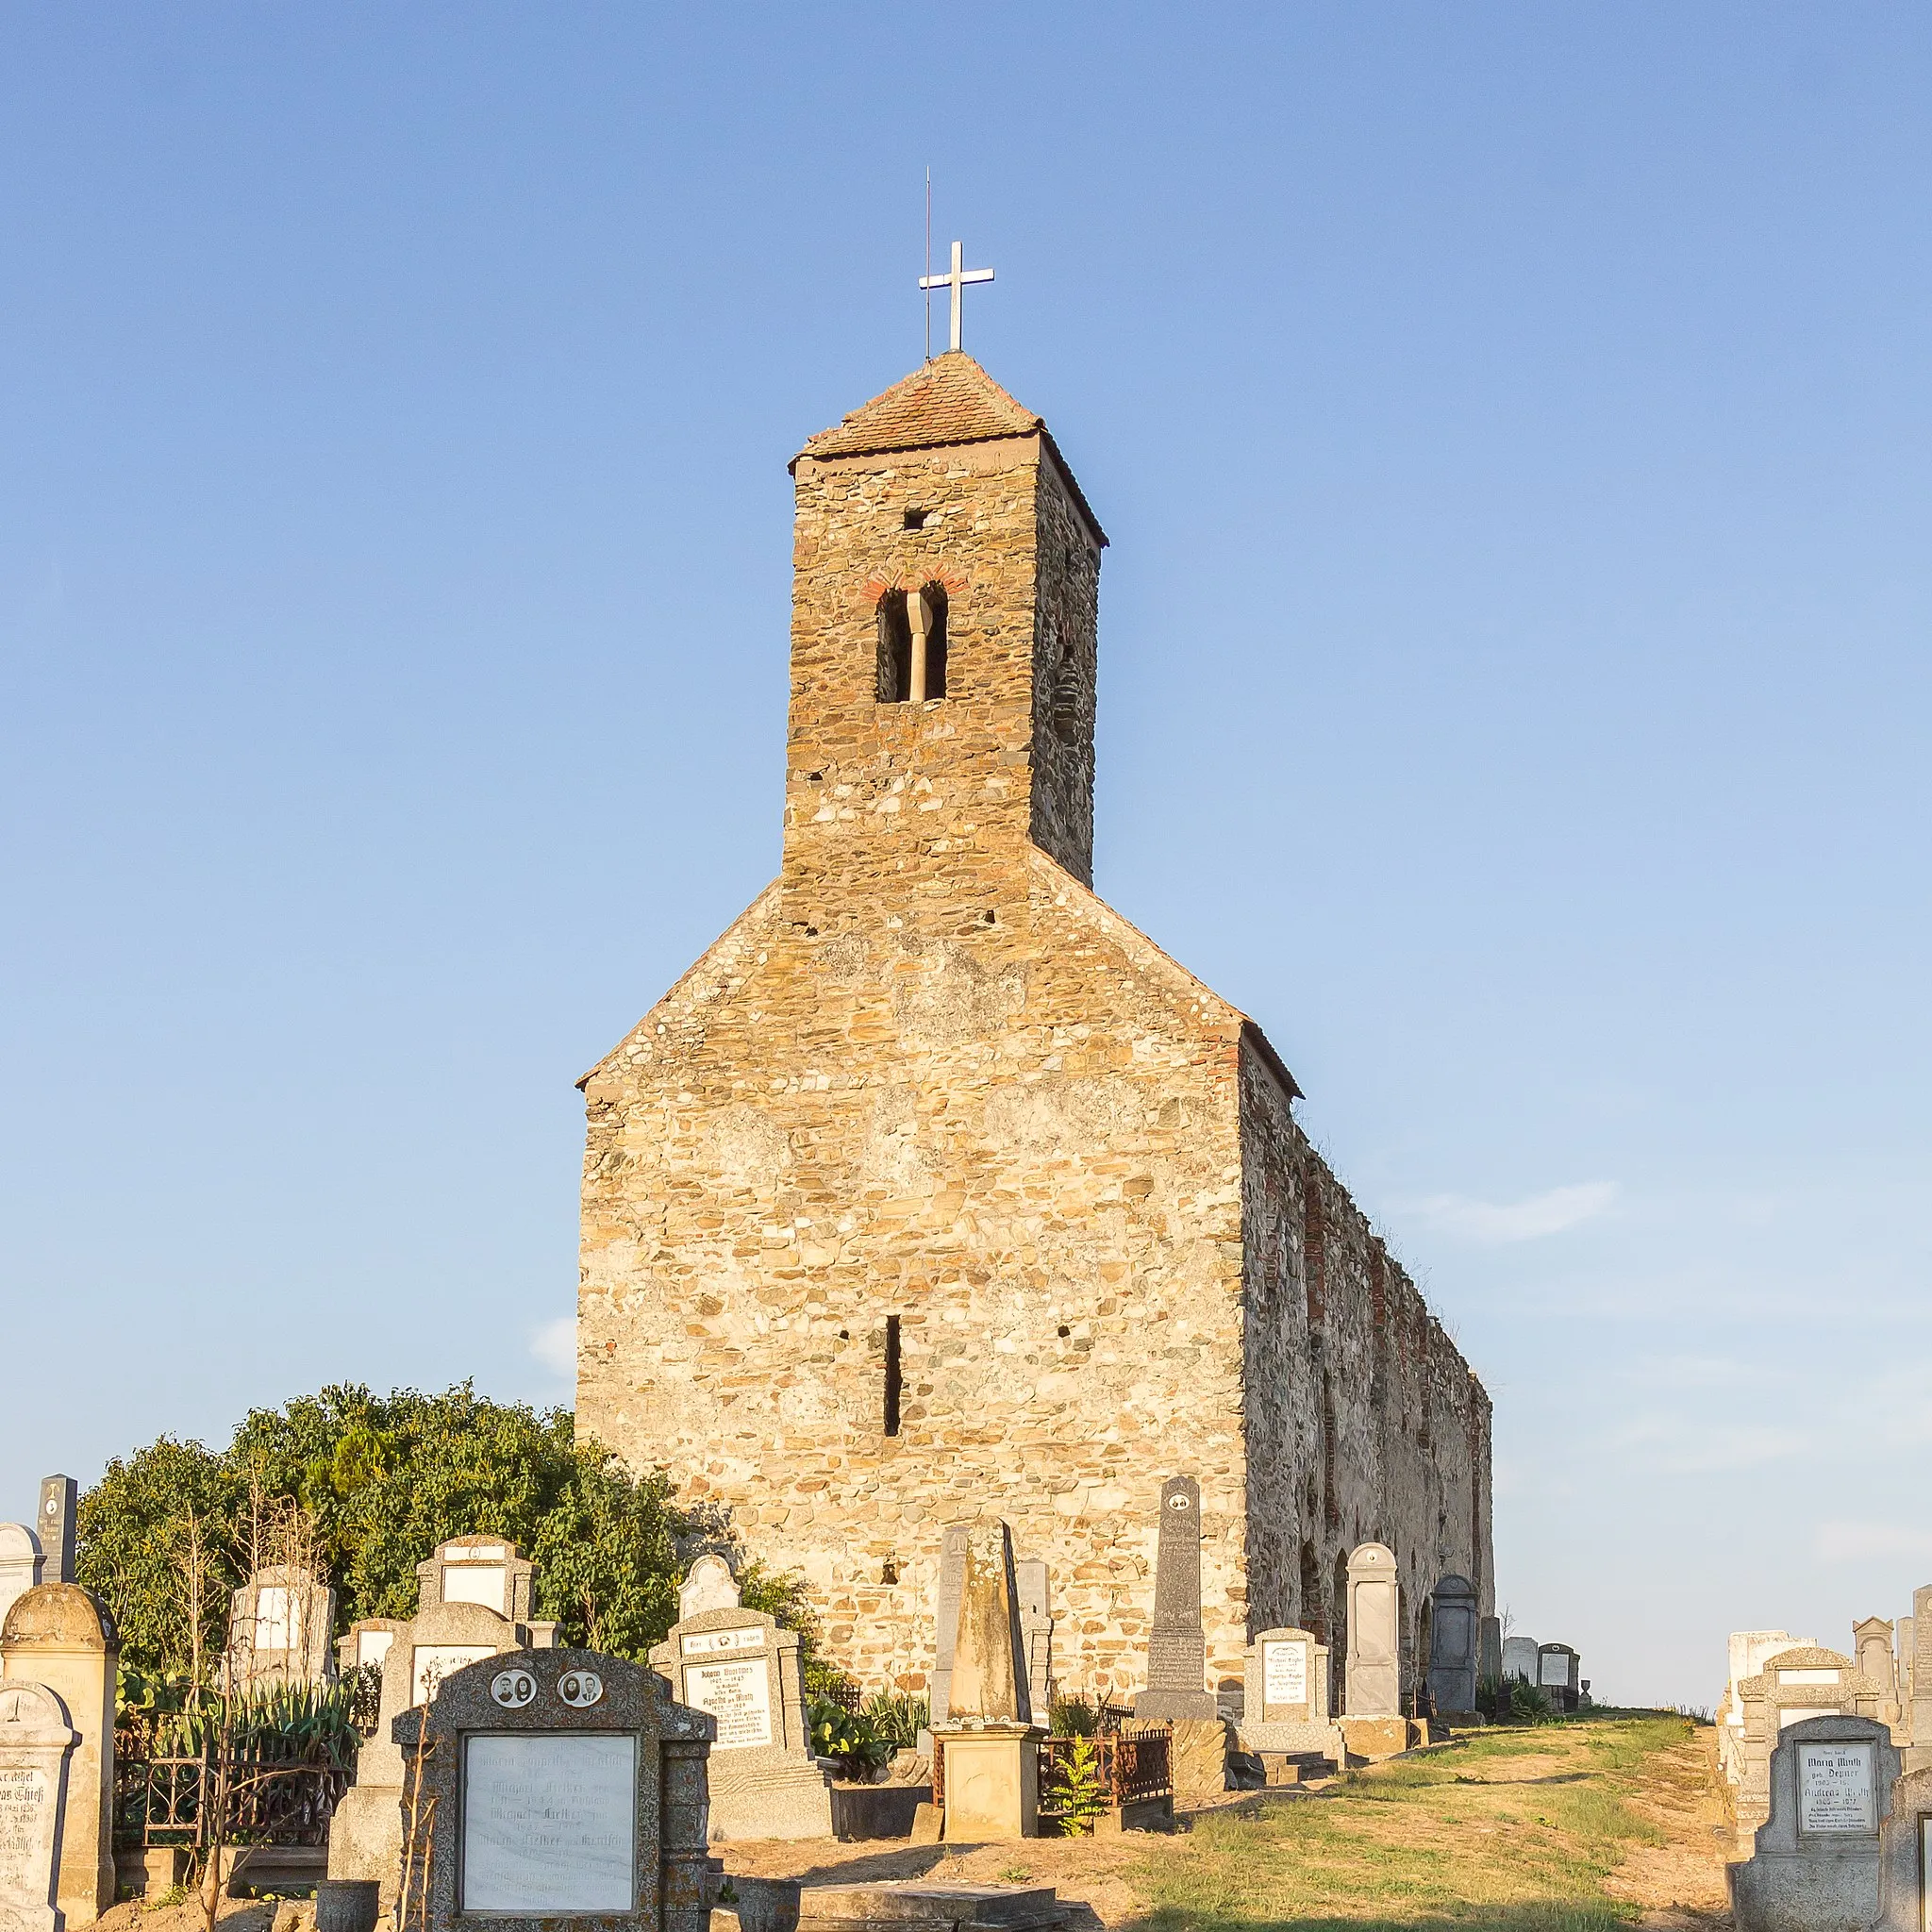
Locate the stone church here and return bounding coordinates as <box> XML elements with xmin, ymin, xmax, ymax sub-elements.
<box><xmin>576</xmin><ymin>351</ymin><xmax>1493</xmax><ymax>1707</ymax></box>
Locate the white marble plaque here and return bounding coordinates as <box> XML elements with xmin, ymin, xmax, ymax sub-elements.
<box><xmin>412</xmin><ymin>1643</ymin><xmax>497</xmax><ymax>1707</ymax></box>
<box><xmin>1781</xmin><ymin>1705</ymin><xmax>1847</xmax><ymax>1727</ymax></box>
<box><xmin>357</xmin><ymin>1628</ymin><xmax>394</xmax><ymax>1669</ymax></box>
<box><xmin>685</xmin><ymin>1658</ymin><xmax>774</xmax><ymax>1749</ymax></box>
<box><xmin>0</xmin><ymin>1765</ymin><xmax>55</xmax><ymax>1899</ymax></box>
<box><xmin>253</xmin><ymin>1586</ymin><xmax>298</xmax><ymax>1653</ymax></box>
<box><xmin>1778</xmin><ymin>1669</ymin><xmax>1840</xmax><ymax>1685</ymax></box>
<box><xmin>1797</xmin><ymin>1741</ymin><xmax>1874</xmax><ymax>1833</ymax></box>
<box><xmin>441</xmin><ymin>1565</ymin><xmax>508</xmax><ymax>1613</ymax></box>
<box><xmin>1262</xmin><ymin>1641</ymin><xmax>1307</xmax><ymax>1707</ymax></box>
<box><xmin>1539</xmin><ymin>1654</ymin><xmax>1569</xmax><ymax>1687</ymax></box>
<box><xmin>681</xmin><ymin>1626</ymin><xmax>765</xmax><ymax>1658</ymax></box>
<box><xmin>461</xmin><ymin>1734</ymin><xmax>635</xmax><ymax>1913</ymax></box>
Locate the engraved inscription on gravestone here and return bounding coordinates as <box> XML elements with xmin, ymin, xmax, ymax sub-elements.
<box><xmin>1263</xmin><ymin>1641</ymin><xmax>1307</xmax><ymax>1707</ymax></box>
<box><xmin>461</xmin><ymin>1733</ymin><xmax>637</xmax><ymax>1914</ymax></box>
<box><xmin>0</xmin><ymin>1679</ymin><xmax>77</xmax><ymax>1932</ymax></box>
<box><xmin>1540</xmin><ymin>1654</ymin><xmax>1569</xmax><ymax>1688</ymax></box>
<box><xmin>1798</xmin><ymin>1742</ymin><xmax>1875</xmax><ymax>1834</ymax></box>
<box><xmin>681</xmin><ymin>1660</ymin><xmax>772</xmax><ymax>1750</ymax></box>
<box><xmin>0</xmin><ymin>1766</ymin><xmax>53</xmax><ymax>1890</ymax></box>
<box><xmin>1135</xmin><ymin>1475</ymin><xmax>1217</xmax><ymax>1720</ymax></box>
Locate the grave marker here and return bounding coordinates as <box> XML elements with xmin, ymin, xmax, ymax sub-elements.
<box><xmin>0</xmin><ymin>1680</ymin><xmax>77</xmax><ymax>1932</ymax></box>
<box><xmin>1134</xmin><ymin>1477</ymin><xmax>1217</xmax><ymax>1721</ymax></box>
<box><xmin>648</xmin><ymin>1563</ymin><xmax>831</xmax><ymax>1840</ymax></box>
<box><xmin>0</xmin><ymin>1585</ymin><xmax>116</xmax><ymax>1928</ymax></box>
<box><xmin>0</xmin><ymin>1530</ymin><xmax>42</xmax><ymax>1637</ymax></box>
<box><xmin>1501</xmin><ymin>1634</ymin><xmax>1539</xmax><ymax>1686</ymax></box>
<box><xmin>226</xmin><ymin>1565</ymin><xmax>336</xmax><ymax>1690</ymax></box>
<box><xmin>1425</xmin><ymin>1574</ymin><xmax>1478</xmax><ymax>1717</ymax></box>
<box><xmin>33</xmin><ymin>1484</ymin><xmax>74</xmax><ymax>1590</ymax></box>
<box><xmin>392</xmin><ymin>1648</ymin><xmax>712</xmax><ymax>1932</ymax></box>
<box><xmin>1237</xmin><ymin>1627</ymin><xmax>1335</xmax><ymax>1759</ymax></box>
<box><xmin>1729</xmin><ymin>1713</ymin><xmax>1898</xmax><ymax>1932</ymax></box>
<box><xmin>1342</xmin><ymin>1544</ymin><xmax>1400</xmax><ymax>1718</ymax></box>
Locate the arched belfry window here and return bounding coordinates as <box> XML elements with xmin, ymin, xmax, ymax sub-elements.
<box><xmin>876</xmin><ymin>584</ymin><xmax>948</xmax><ymax>703</ymax></box>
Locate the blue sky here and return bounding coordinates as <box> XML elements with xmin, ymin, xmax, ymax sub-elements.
<box><xmin>3</xmin><ymin>5</ymin><xmax>1928</xmax><ymax>1709</ymax></box>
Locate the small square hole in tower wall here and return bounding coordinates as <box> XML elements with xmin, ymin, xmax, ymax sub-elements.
<box><xmin>903</xmin><ymin>508</ymin><xmax>929</xmax><ymax>530</ymax></box>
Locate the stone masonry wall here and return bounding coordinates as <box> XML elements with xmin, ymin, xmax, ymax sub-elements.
<box><xmin>1240</xmin><ymin>1043</ymin><xmax>1493</xmax><ymax>1707</ymax></box>
<box><xmin>578</xmin><ymin>850</ymin><xmax>1257</xmax><ymax>1700</ymax></box>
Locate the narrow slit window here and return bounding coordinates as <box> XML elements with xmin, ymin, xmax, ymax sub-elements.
<box><xmin>883</xmin><ymin>1314</ymin><xmax>902</xmax><ymax>1436</ymax></box>
<box><xmin>875</xmin><ymin>586</ymin><xmax>947</xmax><ymax>702</ymax></box>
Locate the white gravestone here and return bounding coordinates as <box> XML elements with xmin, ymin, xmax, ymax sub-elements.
<box><xmin>1238</xmin><ymin>1626</ymin><xmax>1335</xmax><ymax>1757</ymax></box>
<box><xmin>460</xmin><ymin>1733</ymin><xmax>637</xmax><ymax>1914</ymax></box>
<box><xmin>412</xmin><ymin>1644</ymin><xmax>500</xmax><ymax>1707</ymax></box>
<box><xmin>1540</xmin><ymin>1653</ymin><xmax>1568</xmax><ymax>1687</ymax></box>
<box><xmin>648</xmin><ymin>1598</ymin><xmax>830</xmax><ymax>1840</ymax></box>
<box><xmin>678</xmin><ymin>1557</ymin><xmax>741</xmax><ymax>1622</ymax></box>
<box><xmin>0</xmin><ymin>1530</ymin><xmax>42</xmax><ymax>1638</ymax></box>
<box><xmin>0</xmin><ymin>1682</ymin><xmax>77</xmax><ymax>1932</ymax></box>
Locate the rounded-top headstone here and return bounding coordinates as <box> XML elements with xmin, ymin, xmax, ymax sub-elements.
<box><xmin>0</xmin><ymin>1526</ymin><xmax>41</xmax><ymax>1565</ymax></box>
<box><xmin>679</xmin><ymin>1555</ymin><xmax>741</xmax><ymax>1621</ymax></box>
<box><xmin>0</xmin><ymin>1585</ymin><xmax>116</xmax><ymax>1655</ymax></box>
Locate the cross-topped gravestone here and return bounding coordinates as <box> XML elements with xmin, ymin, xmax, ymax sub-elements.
<box><xmin>1135</xmin><ymin>1476</ymin><xmax>1217</xmax><ymax>1721</ymax></box>
<box><xmin>392</xmin><ymin>1648</ymin><xmax>713</xmax><ymax>1932</ymax></box>
<box><xmin>918</xmin><ymin>242</ymin><xmax>994</xmax><ymax>355</ymax></box>
<box><xmin>33</xmin><ymin>1484</ymin><xmax>74</xmax><ymax>1590</ymax></box>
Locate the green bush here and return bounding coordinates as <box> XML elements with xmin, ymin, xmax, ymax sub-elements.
<box><xmin>79</xmin><ymin>1381</ymin><xmax>808</xmax><ymax>1681</ymax></box>
<box><xmin>1048</xmin><ymin>1694</ymin><xmax>1102</xmax><ymax>1738</ymax></box>
<box><xmin>806</xmin><ymin>1692</ymin><xmax>894</xmax><ymax>1779</ymax></box>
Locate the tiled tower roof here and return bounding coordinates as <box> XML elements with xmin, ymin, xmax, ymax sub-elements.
<box><xmin>796</xmin><ymin>352</ymin><xmax>1042</xmax><ymax>461</ymax></box>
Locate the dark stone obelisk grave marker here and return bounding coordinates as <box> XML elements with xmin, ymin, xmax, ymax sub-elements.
<box><xmin>392</xmin><ymin>1648</ymin><xmax>713</xmax><ymax>1932</ymax></box>
<box><xmin>1135</xmin><ymin>1476</ymin><xmax>1218</xmax><ymax>1720</ymax></box>
<box><xmin>34</xmin><ymin>1481</ymin><xmax>75</xmax><ymax>1588</ymax></box>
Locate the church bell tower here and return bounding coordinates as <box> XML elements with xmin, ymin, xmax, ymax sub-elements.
<box><xmin>782</xmin><ymin>352</ymin><xmax>1107</xmax><ymax>921</ymax></box>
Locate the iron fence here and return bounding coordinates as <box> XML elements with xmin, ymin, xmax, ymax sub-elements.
<box><xmin>113</xmin><ymin>1745</ymin><xmax>349</xmax><ymax>1852</ymax></box>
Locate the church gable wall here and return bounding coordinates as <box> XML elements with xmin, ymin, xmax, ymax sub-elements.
<box><xmin>578</xmin><ymin>856</ymin><xmax>1256</xmax><ymax>1700</ymax></box>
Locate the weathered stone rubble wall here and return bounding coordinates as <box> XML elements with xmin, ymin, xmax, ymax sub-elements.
<box><xmin>578</xmin><ymin>849</ymin><xmax>1255</xmax><ymax>1700</ymax></box>
<box><xmin>1240</xmin><ymin>1044</ymin><xmax>1493</xmax><ymax>1704</ymax></box>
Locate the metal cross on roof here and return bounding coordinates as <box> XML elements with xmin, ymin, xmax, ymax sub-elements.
<box><xmin>919</xmin><ymin>241</ymin><xmax>994</xmax><ymax>356</ymax></box>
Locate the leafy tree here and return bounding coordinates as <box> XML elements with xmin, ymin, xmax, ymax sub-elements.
<box><xmin>77</xmin><ymin>1382</ymin><xmax>788</xmax><ymax>1678</ymax></box>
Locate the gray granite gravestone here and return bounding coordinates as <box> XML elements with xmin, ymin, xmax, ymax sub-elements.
<box><xmin>32</xmin><ymin>1485</ymin><xmax>74</xmax><ymax>1590</ymax></box>
<box><xmin>1134</xmin><ymin>1477</ymin><xmax>1216</xmax><ymax>1721</ymax></box>
<box><xmin>648</xmin><ymin>1565</ymin><xmax>831</xmax><ymax>1840</ymax></box>
<box><xmin>1729</xmin><ymin>1712</ymin><xmax>1898</xmax><ymax>1932</ymax></box>
<box><xmin>1501</xmin><ymin>1634</ymin><xmax>1538</xmax><ymax>1686</ymax></box>
<box><xmin>326</xmin><ymin>1538</ymin><xmax>556</xmax><ymax>1903</ymax></box>
<box><xmin>1343</xmin><ymin>1544</ymin><xmax>1400</xmax><ymax>1718</ymax></box>
<box><xmin>226</xmin><ymin>1565</ymin><xmax>336</xmax><ymax>1690</ymax></box>
<box><xmin>1425</xmin><ymin>1575</ymin><xmax>1478</xmax><ymax>1717</ymax></box>
<box><xmin>1014</xmin><ymin>1561</ymin><xmax>1052</xmax><ymax>1720</ymax></box>
<box><xmin>1536</xmin><ymin>1643</ymin><xmax>1580</xmax><ymax>1712</ymax></box>
<box><xmin>0</xmin><ymin>1529</ymin><xmax>42</xmax><ymax>1637</ymax></box>
<box><xmin>393</xmin><ymin>1648</ymin><xmax>713</xmax><ymax>1932</ymax></box>
<box><xmin>0</xmin><ymin>1680</ymin><xmax>77</xmax><ymax>1932</ymax></box>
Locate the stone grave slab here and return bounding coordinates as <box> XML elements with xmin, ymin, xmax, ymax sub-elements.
<box><xmin>795</xmin><ymin>1881</ymin><xmax>1067</xmax><ymax>1932</ymax></box>
<box><xmin>0</xmin><ymin>1585</ymin><xmax>116</xmax><ymax>1929</ymax></box>
<box><xmin>1871</xmin><ymin>1763</ymin><xmax>1932</xmax><ymax>1928</ymax></box>
<box><xmin>1342</xmin><ymin>1543</ymin><xmax>1400</xmax><ymax>1718</ymax></box>
<box><xmin>0</xmin><ymin>1680</ymin><xmax>77</xmax><ymax>1932</ymax></box>
<box><xmin>1426</xmin><ymin>1575</ymin><xmax>1478</xmax><ymax>1716</ymax></box>
<box><xmin>1501</xmin><ymin>1634</ymin><xmax>1538</xmax><ymax>1686</ymax></box>
<box><xmin>1134</xmin><ymin>1477</ymin><xmax>1216</xmax><ymax>1721</ymax></box>
<box><xmin>32</xmin><ymin>1486</ymin><xmax>74</xmax><ymax>1591</ymax></box>
<box><xmin>0</xmin><ymin>1533</ymin><xmax>42</xmax><ymax>1640</ymax></box>
<box><xmin>1537</xmin><ymin>1643</ymin><xmax>1580</xmax><ymax>1712</ymax></box>
<box><xmin>226</xmin><ymin>1565</ymin><xmax>336</xmax><ymax>1690</ymax></box>
<box><xmin>648</xmin><ymin>1570</ymin><xmax>830</xmax><ymax>1841</ymax></box>
<box><xmin>1729</xmin><ymin>1712</ymin><xmax>1898</xmax><ymax>1932</ymax></box>
<box><xmin>392</xmin><ymin>1648</ymin><xmax>712</xmax><ymax>1932</ymax></box>
<box><xmin>1237</xmin><ymin>1627</ymin><xmax>1335</xmax><ymax>1757</ymax></box>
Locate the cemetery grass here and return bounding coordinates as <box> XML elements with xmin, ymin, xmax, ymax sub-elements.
<box><xmin>1129</xmin><ymin>1712</ymin><xmax>1728</xmax><ymax>1932</ymax></box>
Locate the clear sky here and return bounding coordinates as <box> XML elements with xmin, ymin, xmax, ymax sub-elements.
<box><xmin>4</xmin><ymin>5</ymin><xmax>1928</xmax><ymax>1711</ymax></box>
